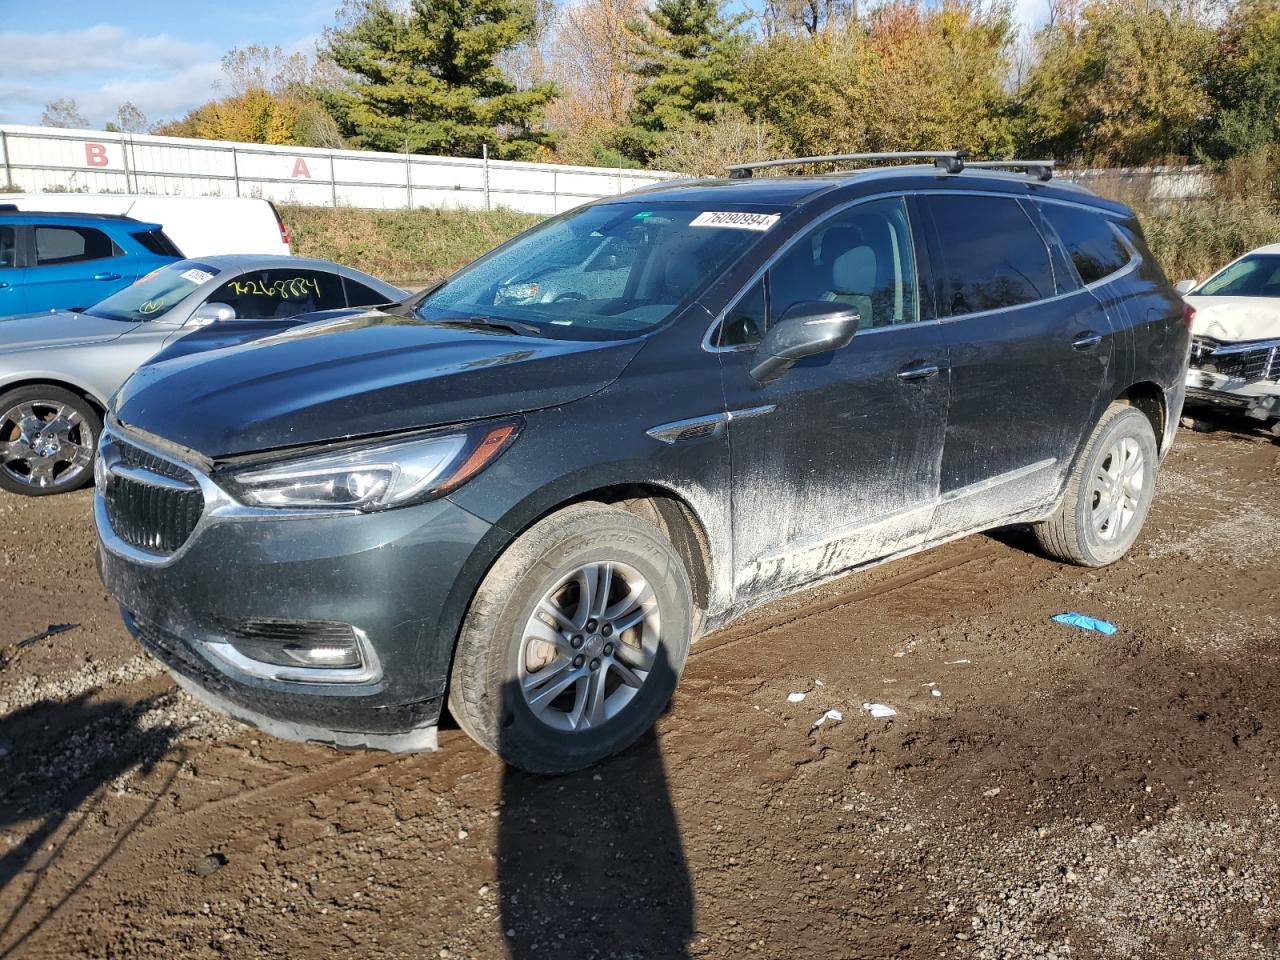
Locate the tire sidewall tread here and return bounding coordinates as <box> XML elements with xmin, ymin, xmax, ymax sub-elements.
<box><xmin>1035</xmin><ymin>403</ymin><xmax>1159</xmax><ymax>567</ymax></box>
<box><xmin>448</xmin><ymin>503</ymin><xmax>693</xmax><ymax>774</ymax></box>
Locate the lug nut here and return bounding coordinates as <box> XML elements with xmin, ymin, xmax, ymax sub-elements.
<box><xmin>585</xmin><ymin>618</ymin><xmax>598</xmax><ymax>632</ymax></box>
<box><xmin>572</xmin><ymin>654</ymin><xmax>584</xmax><ymax>668</ymax></box>
<box><xmin>601</xmin><ymin>624</ymin><xmax>613</xmax><ymax>637</ymax></box>
<box><xmin>603</xmin><ymin>642</ymin><xmax>614</xmax><ymax>656</ymax></box>
<box><xmin>589</xmin><ymin>658</ymin><xmax>601</xmax><ymax>671</ymax></box>
<box><xmin>571</xmin><ymin>635</ymin><xmax>584</xmax><ymax>649</ymax></box>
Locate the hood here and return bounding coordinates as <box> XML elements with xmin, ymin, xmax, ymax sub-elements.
<box><xmin>114</xmin><ymin>308</ymin><xmax>644</xmax><ymax>457</ymax></box>
<box><xmin>0</xmin><ymin>310</ymin><xmax>139</xmax><ymax>350</ymax></box>
<box><xmin>150</xmin><ymin>307</ymin><xmax>366</xmax><ymax>365</ymax></box>
<box><xmin>1185</xmin><ymin>296</ymin><xmax>1280</xmax><ymax>342</ymax></box>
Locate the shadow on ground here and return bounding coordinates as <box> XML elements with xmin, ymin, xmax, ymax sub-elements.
<box><xmin>496</xmin><ymin>662</ymin><xmax>694</xmax><ymax>959</ymax></box>
<box><xmin>0</xmin><ymin>693</ymin><xmax>181</xmax><ymax>958</ymax></box>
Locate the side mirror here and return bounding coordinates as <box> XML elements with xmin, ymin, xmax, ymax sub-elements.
<box><xmin>188</xmin><ymin>302</ymin><xmax>236</xmax><ymax>326</ymax></box>
<box><xmin>749</xmin><ymin>300</ymin><xmax>861</xmax><ymax>384</ymax></box>
<box><xmin>1174</xmin><ymin>279</ymin><xmax>1197</xmax><ymax>295</ymax></box>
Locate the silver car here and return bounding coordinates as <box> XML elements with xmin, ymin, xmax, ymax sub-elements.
<box><xmin>0</xmin><ymin>255</ymin><xmax>404</xmax><ymax>496</ymax></box>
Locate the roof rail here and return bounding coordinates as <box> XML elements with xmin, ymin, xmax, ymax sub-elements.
<box><xmin>965</xmin><ymin>159</ymin><xmax>1056</xmax><ymax>182</ymax></box>
<box><xmin>726</xmin><ymin>150</ymin><xmax>968</xmax><ymax>179</ymax></box>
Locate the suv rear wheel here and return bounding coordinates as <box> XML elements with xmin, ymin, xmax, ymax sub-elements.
<box><xmin>0</xmin><ymin>385</ymin><xmax>101</xmax><ymax>496</ymax></box>
<box><xmin>448</xmin><ymin>503</ymin><xmax>693</xmax><ymax>773</ymax></box>
<box><xmin>1034</xmin><ymin>403</ymin><xmax>1159</xmax><ymax>566</ymax></box>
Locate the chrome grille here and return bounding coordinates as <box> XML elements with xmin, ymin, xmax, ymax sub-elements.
<box><xmin>1190</xmin><ymin>336</ymin><xmax>1280</xmax><ymax>383</ymax></box>
<box><xmin>102</xmin><ymin>435</ymin><xmax>204</xmax><ymax>556</ymax></box>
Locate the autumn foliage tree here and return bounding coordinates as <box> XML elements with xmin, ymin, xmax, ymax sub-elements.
<box><xmin>1015</xmin><ymin>0</ymin><xmax>1216</xmax><ymax>164</ymax></box>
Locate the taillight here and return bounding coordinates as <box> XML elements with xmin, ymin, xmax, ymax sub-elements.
<box><xmin>269</xmin><ymin>202</ymin><xmax>290</xmax><ymax>247</ymax></box>
<box><xmin>1182</xmin><ymin>303</ymin><xmax>1195</xmax><ymax>330</ymax></box>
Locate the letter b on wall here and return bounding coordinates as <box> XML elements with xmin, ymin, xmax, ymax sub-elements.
<box><xmin>85</xmin><ymin>143</ymin><xmax>109</xmax><ymax>167</ymax></box>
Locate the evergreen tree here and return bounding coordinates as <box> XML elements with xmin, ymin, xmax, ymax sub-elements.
<box><xmin>326</xmin><ymin>0</ymin><xmax>557</xmax><ymax>159</ymax></box>
<box><xmin>627</xmin><ymin>0</ymin><xmax>748</xmax><ymax>156</ymax></box>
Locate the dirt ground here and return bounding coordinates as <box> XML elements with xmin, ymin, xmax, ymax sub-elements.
<box><xmin>1</xmin><ymin>414</ymin><xmax>1278</xmax><ymax>960</ymax></box>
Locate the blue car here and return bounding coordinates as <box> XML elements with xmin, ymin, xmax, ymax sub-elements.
<box><xmin>0</xmin><ymin>211</ymin><xmax>182</xmax><ymax>317</ymax></box>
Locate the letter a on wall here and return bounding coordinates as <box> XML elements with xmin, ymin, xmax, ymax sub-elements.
<box><xmin>85</xmin><ymin>143</ymin><xmax>109</xmax><ymax>167</ymax></box>
<box><xmin>291</xmin><ymin>157</ymin><xmax>312</xmax><ymax>179</ymax></box>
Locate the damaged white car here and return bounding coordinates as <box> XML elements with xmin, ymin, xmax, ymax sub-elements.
<box><xmin>1179</xmin><ymin>243</ymin><xmax>1280</xmax><ymax>434</ymax></box>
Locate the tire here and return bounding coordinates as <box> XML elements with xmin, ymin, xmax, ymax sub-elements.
<box><xmin>448</xmin><ymin>503</ymin><xmax>694</xmax><ymax>774</ymax></box>
<box><xmin>1033</xmin><ymin>403</ymin><xmax>1159</xmax><ymax>567</ymax></box>
<box><xmin>0</xmin><ymin>385</ymin><xmax>101</xmax><ymax>497</ymax></box>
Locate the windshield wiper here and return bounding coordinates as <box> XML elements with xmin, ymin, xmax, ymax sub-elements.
<box><xmin>430</xmin><ymin>315</ymin><xmax>544</xmax><ymax>337</ymax></box>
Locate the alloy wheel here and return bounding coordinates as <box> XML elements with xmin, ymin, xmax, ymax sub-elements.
<box><xmin>518</xmin><ymin>560</ymin><xmax>661</xmax><ymax>733</ymax></box>
<box><xmin>1089</xmin><ymin>436</ymin><xmax>1144</xmax><ymax>542</ymax></box>
<box><xmin>0</xmin><ymin>399</ymin><xmax>95</xmax><ymax>490</ymax></box>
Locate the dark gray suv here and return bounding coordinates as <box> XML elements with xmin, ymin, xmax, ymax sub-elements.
<box><xmin>95</xmin><ymin>153</ymin><xmax>1190</xmax><ymax>772</ymax></box>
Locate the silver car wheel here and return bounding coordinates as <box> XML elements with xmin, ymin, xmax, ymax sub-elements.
<box><xmin>0</xmin><ymin>399</ymin><xmax>95</xmax><ymax>489</ymax></box>
<box><xmin>518</xmin><ymin>560</ymin><xmax>661</xmax><ymax>733</ymax></box>
<box><xmin>1089</xmin><ymin>436</ymin><xmax>1144</xmax><ymax>542</ymax></box>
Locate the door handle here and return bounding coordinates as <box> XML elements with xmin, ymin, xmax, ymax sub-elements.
<box><xmin>1072</xmin><ymin>331</ymin><xmax>1103</xmax><ymax>350</ymax></box>
<box><xmin>93</xmin><ymin>272</ymin><xmax>122</xmax><ymax>281</ymax></box>
<box><xmin>0</xmin><ymin>282</ymin><xmax>8</xmax><ymax>290</ymax></box>
<box><xmin>897</xmin><ymin>362</ymin><xmax>940</xmax><ymax>382</ymax></box>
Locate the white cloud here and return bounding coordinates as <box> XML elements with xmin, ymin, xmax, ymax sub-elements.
<box><xmin>0</xmin><ymin>25</ymin><xmax>222</xmax><ymax>127</ymax></box>
<box><xmin>0</xmin><ymin>25</ymin><xmax>211</xmax><ymax>76</ymax></box>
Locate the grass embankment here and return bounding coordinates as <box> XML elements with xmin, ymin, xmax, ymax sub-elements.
<box><xmin>1139</xmin><ymin>200</ymin><xmax>1280</xmax><ymax>283</ymax></box>
<box><xmin>282</xmin><ymin>192</ymin><xmax>1280</xmax><ymax>290</ymax></box>
<box><xmin>282</xmin><ymin>204</ymin><xmax>545</xmax><ymax>287</ymax></box>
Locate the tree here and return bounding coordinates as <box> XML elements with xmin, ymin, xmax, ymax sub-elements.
<box><xmin>741</xmin><ymin>1</ymin><xmax>1015</xmax><ymax>159</ymax></box>
<box><xmin>1015</xmin><ymin>0</ymin><xmax>1216</xmax><ymax>164</ymax></box>
<box><xmin>324</xmin><ymin>0</ymin><xmax>558</xmax><ymax>159</ymax></box>
<box><xmin>155</xmin><ymin>46</ymin><xmax>342</xmax><ymax>147</ymax></box>
<box><xmin>41</xmin><ymin>98</ymin><xmax>88</xmax><ymax>129</ymax></box>
<box><xmin>649</xmin><ymin>102</ymin><xmax>785</xmax><ymax>175</ymax></box>
<box><xmin>551</xmin><ymin>0</ymin><xmax>647</xmax><ymax>126</ymax></box>
<box><xmin>628</xmin><ymin>0</ymin><xmax>749</xmax><ymax>155</ymax></box>
<box><xmin>1203</xmin><ymin>0</ymin><xmax>1280</xmax><ymax>161</ymax></box>
<box><xmin>105</xmin><ymin>101</ymin><xmax>148</xmax><ymax>134</ymax></box>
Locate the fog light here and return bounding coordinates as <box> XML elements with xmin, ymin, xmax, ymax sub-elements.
<box><xmin>216</xmin><ymin>619</ymin><xmax>371</xmax><ymax>678</ymax></box>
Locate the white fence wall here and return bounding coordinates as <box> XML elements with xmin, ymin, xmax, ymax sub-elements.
<box><xmin>0</xmin><ymin>124</ymin><xmax>680</xmax><ymax>214</ymax></box>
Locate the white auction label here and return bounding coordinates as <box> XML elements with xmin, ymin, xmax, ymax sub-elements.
<box><xmin>689</xmin><ymin>211</ymin><xmax>780</xmax><ymax>231</ymax></box>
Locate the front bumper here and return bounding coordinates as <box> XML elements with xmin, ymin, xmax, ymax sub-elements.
<box><xmin>1184</xmin><ymin>368</ymin><xmax>1280</xmax><ymax>421</ymax></box>
<box><xmin>96</xmin><ymin>434</ymin><xmax>496</xmax><ymax>749</ymax></box>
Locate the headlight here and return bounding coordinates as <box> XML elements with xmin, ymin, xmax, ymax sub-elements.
<box><xmin>223</xmin><ymin>421</ymin><xmax>519</xmax><ymax>511</ymax></box>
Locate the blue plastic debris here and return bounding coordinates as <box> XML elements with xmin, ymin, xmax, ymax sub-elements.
<box><xmin>1051</xmin><ymin>612</ymin><xmax>1117</xmax><ymax>635</ymax></box>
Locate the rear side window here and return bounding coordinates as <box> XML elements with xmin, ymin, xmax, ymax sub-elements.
<box><xmin>924</xmin><ymin>195</ymin><xmax>1055</xmax><ymax>316</ymax></box>
<box><xmin>1037</xmin><ymin>203</ymin><xmax>1131</xmax><ymax>285</ymax></box>
<box><xmin>0</xmin><ymin>227</ymin><xmax>15</xmax><ymax>269</ymax></box>
<box><xmin>34</xmin><ymin>226</ymin><xmax>118</xmax><ymax>265</ymax></box>
<box><xmin>132</xmin><ymin>229</ymin><xmax>182</xmax><ymax>257</ymax></box>
<box><xmin>342</xmin><ymin>276</ymin><xmax>395</xmax><ymax>307</ymax></box>
<box><xmin>209</xmin><ymin>269</ymin><xmax>347</xmax><ymax>320</ymax></box>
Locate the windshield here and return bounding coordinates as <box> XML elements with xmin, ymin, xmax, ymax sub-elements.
<box><xmin>1198</xmin><ymin>254</ymin><xmax>1280</xmax><ymax>298</ymax></box>
<box><xmin>85</xmin><ymin>262</ymin><xmax>221</xmax><ymax>322</ymax></box>
<box><xmin>415</xmin><ymin>202</ymin><xmax>784</xmax><ymax>339</ymax></box>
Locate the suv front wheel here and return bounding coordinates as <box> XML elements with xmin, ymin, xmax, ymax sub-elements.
<box><xmin>448</xmin><ymin>503</ymin><xmax>694</xmax><ymax>773</ymax></box>
<box><xmin>1034</xmin><ymin>402</ymin><xmax>1160</xmax><ymax>567</ymax></box>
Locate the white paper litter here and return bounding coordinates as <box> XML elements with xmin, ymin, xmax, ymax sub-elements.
<box><xmin>945</xmin><ymin>659</ymin><xmax>972</xmax><ymax>665</ymax></box>
<box><xmin>862</xmin><ymin>702</ymin><xmax>897</xmax><ymax>718</ymax></box>
<box><xmin>931</xmin><ymin>689</ymin><xmax>942</xmax><ymax>697</ymax></box>
<box><xmin>787</xmin><ymin>692</ymin><xmax>806</xmax><ymax>703</ymax></box>
<box><xmin>812</xmin><ymin>709</ymin><xmax>843</xmax><ymax>728</ymax></box>
<box><xmin>814</xmin><ymin>679</ymin><xmax>825</xmax><ymax>686</ymax></box>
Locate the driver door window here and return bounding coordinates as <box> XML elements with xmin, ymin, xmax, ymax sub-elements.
<box><xmin>209</xmin><ymin>269</ymin><xmax>345</xmax><ymax>320</ymax></box>
<box><xmin>716</xmin><ymin>197</ymin><xmax>919</xmax><ymax>347</ymax></box>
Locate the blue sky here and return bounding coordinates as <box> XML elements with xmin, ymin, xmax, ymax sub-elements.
<box><xmin>0</xmin><ymin>0</ymin><xmax>337</xmax><ymax>128</ymax></box>
<box><xmin>0</xmin><ymin>0</ymin><xmax>1051</xmax><ymax>130</ymax></box>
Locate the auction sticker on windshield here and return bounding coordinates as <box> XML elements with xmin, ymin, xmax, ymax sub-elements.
<box><xmin>690</xmin><ymin>211</ymin><xmax>780</xmax><ymax>231</ymax></box>
<box><xmin>181</xmin><ymin>268</ymin><xmax>216</xmax><ymax>285</ymax></box>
